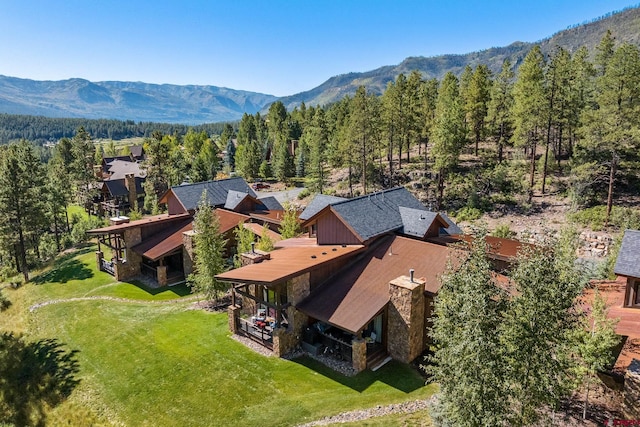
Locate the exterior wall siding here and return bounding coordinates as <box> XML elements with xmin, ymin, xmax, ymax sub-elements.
<box><xmin>316</xmin><ymin>213</ymin><xmax>360</xmax><ymax>245</ymax></box>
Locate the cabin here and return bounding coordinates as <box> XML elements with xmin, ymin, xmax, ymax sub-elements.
<box><xmin>95</xmin><ymin>157</ymin><xmax>146</xmax><ymax>217</ymax></box>
<box><xmin>217</xmin><ymin>187</ymin><xmax>525</xmax><ymax>372</ymax></box>
<box><xmin>87</xmin><ymin>177</ymin><xmax>284</xmax><ymax>286</ymax></box>
<box><xmin>614</xmin><ymin>229</ymin><xmax>640</xmax><ymax>308</ymax></box>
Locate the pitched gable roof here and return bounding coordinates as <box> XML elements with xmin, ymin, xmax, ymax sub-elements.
<box><xmin>398</xmin><ymin>207</ymin><xmax>449</xmax><ymax>238</ymax></box>
<box><xmin>166</xmin><ymin>177</ymin><xmax>256</xmax><ymax>212</ymax></box>
<box><xmin>325</xmin><ymin>187</ymin><xmax>428</xmax><ymax>242</ymax></box>
<box><xmin>257</xmin><ymin>196</ymin><xmax>283</xmax><ymax>212</ymax></box>
<box><xmin>614</xmin><ymin>229</ymin><xmax>640</xmax><ymax>278</ymax></box>
<box><xmin>105</xmin><ymin>159</ymin><xmax>146</xmax><ymax>180</ymax></box>
<box><xmin>102</xmin><ymin>180</ymin><xmax>128</xmax><ymax>197</ymax></box>
<box><xmin>439</xmin><ymin>212</ymin><xmax>463</xmax><ymax>235</ymax></box>
<box><xmin>299</xmin><ymin>194</ymin><xmax>347</xmax><ymax>221</ymax></box>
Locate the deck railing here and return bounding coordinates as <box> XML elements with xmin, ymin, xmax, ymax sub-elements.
<box><xmin>100</xmin><ymin>259</ymin><xmax>115</xmax><ymax>276</ymax></box>
<box><xmin>238</xmin><ymin>317</ymin><xmax>273</xmax><ymax>349</ymax></box>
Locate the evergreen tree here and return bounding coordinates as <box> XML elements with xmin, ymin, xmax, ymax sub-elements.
<box><xmin>487</xmin><ymin>59</ymin><xmax>514</xmax><ymax>163</ymax></box>
<box><xmin>467</xmin><ymin>65</ymin><xmax>492</xmax><ymax>157</ymax></box>
<box><xmin>429</xmin><ymin>233</ymin><xmax>508</xmax><ymax>426</ymax></box>
<box><xmin>70</xmin><ymin>126</ymin><xmax>96</xmax><ymax>212</ymax></box>
<box><xmin>224</xmin><ymin>138</ymin><xmax>236</xmax><ymax>172</ymax></box>
<box><xmin>304</xmin><ymin>108</ymin><xmax>329</xmax><ymax>193</ymax></box>
<box><xmin>187</xmin><ymin>192</ymin><xmax>227</xmax><ymax>301</ymax></box>
<box><xmin>500</xmin><ymin>237</ymin><xmax>583</xmax><ymax>426</ymax></box>
<box><xmin>512</xmin><ymin>46</ymin><xmax>546</xmax><ymax>202</ymax></box>
<box><xmin>0</xmin><ymin>140</ymin><xmax>46</xmax><ymax>282</ymax></box>
<box><xmin>573</xmin><ymin>288</ymin><xmax>620</xmax><ymax>420</ymax></box>
<box><xmin>278</xmin><ymin>202</ymin><xmax>301</xmax><ymax>239</ymax></box>
<box><xmin>431</xmin><ymin>72</ymin><xmax>465</xmax><ymax>209</ymax></box>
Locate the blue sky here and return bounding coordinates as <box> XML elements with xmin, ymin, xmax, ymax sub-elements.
<box><xmin>0</xmin><ymin>1</ymin><xmax>636</xmax><ymax>96</ymax></box>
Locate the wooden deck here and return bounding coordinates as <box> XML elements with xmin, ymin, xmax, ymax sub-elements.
<box><xmin>582</xmin><ymin>278</ymin><xmax>640</xmax><ymax>373</ymax></box>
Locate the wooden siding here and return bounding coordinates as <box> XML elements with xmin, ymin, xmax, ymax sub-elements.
<box><xmin>167</xmin><ymin>193</ymin><xmax>187</xmax><ymax>215</ymax></box>
<box><xmin>316</xmin><ymin>212</ymin><xmax>361</xmax><ymax>245</ymax></box>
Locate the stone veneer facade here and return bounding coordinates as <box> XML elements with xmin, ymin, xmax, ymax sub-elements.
<box><xmin>623</xmin><ymin>358</ymin><xmax>640</xmax><ymax>418</ymax></box>
<box><xmin>182</xmin><ymin>230</ymin><xmax>195</xmax><ymax>277</ymax></box>
<box><xmin>387</xmin><ymin>275</ymin><xmax>426</xmax><ymax>363</ymax></box>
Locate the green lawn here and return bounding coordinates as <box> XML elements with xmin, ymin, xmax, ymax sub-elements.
<box><xmin>1</xmin><ymin>246</ymin><xmax>436</xmax><ymax>426</ymax></box>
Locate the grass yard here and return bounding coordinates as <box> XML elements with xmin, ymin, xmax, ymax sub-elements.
<box><xmin>0</xmin><ymin>246</ymin><xmax>436</xmax><ymax>426</ymax></box>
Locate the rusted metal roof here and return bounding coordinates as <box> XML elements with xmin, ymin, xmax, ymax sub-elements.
<box><xmin>131</xmin><ymin>219</ymin><xmax>193</xmax><ymax>261</ymax></box>
<box><xmin>86</xmin><ymin>213</ymin><xmax>191</xmax><ymax>235</ymax></box>
<box><xmin>427</xmin><ymin>234</ymin><xmax>533</xmax><ymax>261</ymax></box>
<box><xmin>243</xmin><ymin>223</ymin><xmax>282</xmax><ymax>242</ymax></box>
<box><xmin>296</xmin><ymin>235</ymin><xmax>457</xmax><ymax>335</ymax></box>
<box><xmin>249</xmin><ymin>210</ymin><xmax>285</xmax><ymax>225</ymax></box>
<box><xmin>216</xmin><ymin>209</ymin><xmax>250</xmax><ymax>234</ymax></box>
<box><xmin>216</xmin><ymin>243</ymin><xmax>364</xmax><ymax>286</ymax></box>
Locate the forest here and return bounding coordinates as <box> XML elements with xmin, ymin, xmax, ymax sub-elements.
<box><xmin>0</xmin><ymin>30</ymin><xmax>639</xmax><ymax>285</ymax></box>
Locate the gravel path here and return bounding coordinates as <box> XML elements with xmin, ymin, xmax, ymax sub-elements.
<box><xmin>295</xmin><ymin>398</ymin><xmax>434</xmax><ymax>426</ymax></box>
<box><xmin>29</xmin><ymin>294</ymin><xmax>200</xmax><ymax>312</ymax></box>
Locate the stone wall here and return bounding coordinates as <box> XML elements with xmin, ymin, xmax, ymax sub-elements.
<box><xmin>228</xmin><ymin>305</ymin><xmax>240</xmax><ymax>334</ymax></box>
<box><xmin>289</xmin><ymin>272</ymin><xmax>310</xmax><ymax>305</ymax></box>
<box><xmin>623</xmin><ymin>358</ymin><xmax>640</xmax><ymax>418</ymax></box>
<box><xmin>387</xmin><ymin>276</ymin><xmax>425</xmax><ymax>363</ymax></box>
<box><xmin>182</xmin><ymin>230</ymin><xmax>195</xmax><ymax>277</ymax></box>
<box><xmin>352</xmin><ymin>338</ymin><xmax>367</xmax><ymax>373</ymax></box>
<box><xmin>577</xmin><ymin>231</ymin><xmax>613</xmax><ymax>258</ymax></box>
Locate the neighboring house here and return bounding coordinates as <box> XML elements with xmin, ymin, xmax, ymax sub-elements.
<box><xmin>96</xmin><ymin>157</ymin><xmax>147</xmax><ymax>217</ymax></box>
<box><xmin>217</xmin><ymin>187</ymin><xmax>525</xmax><ymax>373</ymax></box>
<box><xmin>87</xmin><ymin>177</ymin><xmax>284</xmax><ymax>286</ymax></box>
<box><xmin>614</xmin><ymin>229</ymin><xmax>640</xmax><ymax>308</ymax></box>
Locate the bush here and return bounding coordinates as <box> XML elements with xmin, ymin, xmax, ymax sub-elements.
<box><xmin>0</xmin><ymin>289</ymin><xmax>10</xmax><ymax>311</ymax></box>
<box><xmin>297</xmin><ymin>188</ymin><xmax>311</xmax><ymax>200</ymax></box>
<box><xmin>492</xmin><ymin>224</ymin><xmax>516</xmax><ymax>239</ymax></box>
<box><xmin>569</xmin><ymin>205</ymin><xmax>640</xmax><ymax>231</ymax></box>
<box><xmin>455</xmin><ymin>207</ymin><xmax>483</xmax><ymax>222</ymax></box>
<box><xmin>38</xmin><ymin>234</ymin><xmax>59</xmax><ymax>262</ymax></box>
<box><xmin>71</xmin><ymin>217</ymin><xmax>106</xmax><ymax>245</ymax></box>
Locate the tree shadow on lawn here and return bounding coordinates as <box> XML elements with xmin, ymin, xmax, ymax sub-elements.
<box><xmin>32</xmin><ymin>259</ymin><xmax>94</xmax><ymax>285</ymax></box>
<box><xmin>0</xmin><ymin>332</ymin><xmax>80</xmax><ymax>426</ymax></box>
<box><xmin>291</xmin><ymin>356</ymin><xmax>425</xmax><ymax>393</ymax></box>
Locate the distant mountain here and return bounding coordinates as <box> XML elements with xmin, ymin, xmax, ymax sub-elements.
<box><xmin>0</xmin><ymin>6</ymin><xmax>638</xmax><ymax>124</ymax></box>
<box><xmin>277</xmin><ymin>6</ymin><xmax>640</xmax><ymax>110</ymax></box>
<box><xmin>0</xmin><ymin>76</ymin><xmax>278</xmax><ymax>124</ymax></box>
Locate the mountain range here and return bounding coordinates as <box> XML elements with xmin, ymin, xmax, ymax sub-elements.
<box><xmin>1</xmin><ymin>6</ymin><xmax>639</xmax><ymax>124</ymax></box>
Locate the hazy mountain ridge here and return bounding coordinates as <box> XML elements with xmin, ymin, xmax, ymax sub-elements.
<box><xmin>277</xmin><ymin>6</ymin><xmax>640</xmax><ymax>110</ymax></box>
<box><xmin>0</xmin><ymin>76</ymin><xmax>278</xmax><ymax>124</ymax></box>
<box><xmin>0</xmin><ymin>6</ymin><xmax>638</xmax><ymax>123</ymax></box>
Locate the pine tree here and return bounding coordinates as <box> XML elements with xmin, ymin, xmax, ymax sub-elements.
<box><xmin>431</xmin><ymin>72</ymin><xmax>465</xmax><ymax>209</ymax></box>
<box><xmin>487</xmin><ymin>59</ymin><xmax>514</xmax><ymax>163</ymax></box>
<box><xmin>573</xmin><ymin>288</ymin><xmax>620</xmax><ymax>420</ymax></box>
<box><xmin>429</xmin><ymin>233</ymin><xmax>508</xmax><ymax>427</ymax></box>
<box><xmin>512</xmin><ymin>46</ymin><xmax>546</xmax><ymax>203</ymax></box>
<box><xmin>467</xmin><ymin>65</ymin><xmax>492</xmax><ymax>157</ymax></box>
<box><xmin>0</xmin><ymin>140</ymin><xmax>46</xmax><ymax>282</ymax></box>
<box><xmin>187</xmin><ymin>192</ymin><xmax>227</xmax><ymax>301</ymax></box>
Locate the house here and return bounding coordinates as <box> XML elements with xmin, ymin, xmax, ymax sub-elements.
<box><xmin>87</xmin><ymin>177</ymin><xmax>284</xmax><ymax>286</ymax></box>
<box><xmin>614</xmin><ymin>229</ymin><xmax>640</xmax><ymax>308</ymax></box>
<box><xmin>95</xmin><ymin>157</ymin><xmax>147</xmax><ymax>217</ymax></box>
<box><xmin>217</xmin><ymin>187</ymin><xmax>528</xmax><ymax>372</ymax></box>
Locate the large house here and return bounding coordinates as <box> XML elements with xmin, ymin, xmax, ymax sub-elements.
<box><xmin>87</xmin><ymin>177</ymin><xmax>284</xmax><ymax>286</ymax></box>
<box><xmin>95</xmin><ymin>150</ymin><xmax>147</xmax><ymax>217</ymax></box>
<box><xmin>217</xmin><ymin>187</ymin><xmax>525</xmax><ymax>372</ymax></box>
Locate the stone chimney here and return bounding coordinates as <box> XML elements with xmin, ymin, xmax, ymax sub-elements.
<box><xmin>124</xmin><ymin>173</ymin><xmax>137</xmax><ymax>210</ymax></box>
<box><xmin>387</xmin><ymin>274</ymin><xmax>426</xmax><ymax>363</ymax></box>
<box><xmin>240</xmin><ymin>245</ymin><xmax>271</xmax><ymax>266</ymax></box>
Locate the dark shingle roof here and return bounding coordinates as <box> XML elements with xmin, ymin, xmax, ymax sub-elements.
<box><xmin>103</xmin><ymin>180</ymin><xmax>128</xmax><ymax>197</ymax></box>
<box><xmin>399</xmin><ymin>207</ymin><xmax>439</xmax><ymax>238</ymax></box>
<box><xmin>614</xmin><ymin>229</ymin><xmax>640</xmax><ymax>278</ymax></box>
<box><xmin>170</xmin><ymin>177</ymin><xmax>256</xmax><ymax>211</ymax></box>
<box><xmin>129</xmin><ymin>145</ymin><xmax>144</xmax><ymax>159</ymax></box>
<box><xmin>105</xmin><ymin>159</ymin><xmax>146</xmax><ymax>180</ymax></box>
<box><xmin>257</xmin><ymin>196</ymin><xmax>283</xmax><ymax>211</ymax></box>
<box><xmin>224</xmin><ymin>190</ymin><xmax>250</xmax><ymax>210</ymax></box>
<box><xmin>439</xmin><ymin>212</ymin><xmax>463</xmax><ymax>235</ymax></box>
<box><xmin>329</xmin><ymin>187</ymin><xmax>427</xmax><ymax>242</ymax></box>
<box><xmin>299</xmin><ymin>194</ymin><xmax>347</xmax><ymax>221</ymax></box>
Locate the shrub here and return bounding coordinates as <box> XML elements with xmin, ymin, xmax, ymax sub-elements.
<box><xmin>492</xmin><ymin>224</ymin><xmax>516</xmax><ymax>239</ymax></box>
<box><xmin>455</xmin><ymin>207</ymin><xmax>483</xmax><ymax>222</ymax></box>
<box><xmin>71</xmin><ymin>217</ymin><xmax>106</xmax><ymax>245</ymax></box>
<box><xmin>0</xmin><ymin>289</ymin><xmax>10</xmax><ymax>311</ymax></box>
<box><xmin>569</xmin><ymin>205</ymin><xmax>640</xmax><ymax>231</ymax></box>
<box><xmin>38</xmin><ymin>234</ymin><xmax>59</xmax><ymax>262</ymax></box>
<box><xmin>297</xmin><ymin>188</ymin><xmax>311</xmax><ymax>200</ymax></box>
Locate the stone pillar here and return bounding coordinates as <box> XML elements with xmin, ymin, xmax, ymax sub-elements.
<box><xmin>182</xmin><ymin>230</ymin><xmax>195</xmax><ymax>276</ymax></box>
<box><xmin>228</xmin><ymin>305</ymin><xmax>240</xmax><ymax>333</ymax></box>
<box><xmin>95</xmin><ymin>251</ymin><xmax>103</xmax><ymax>270</ymax></box>
<box><xmin>623</xmin><ymin>358</ymin><xmax>640</xmax><ymax>418</ymax></box>
<box><xmin>157</xmin><ymin>265</ymin><xmax>167</xmax><ymax>286</ymax></box>
<box><xmin>352</xmin><ymin>338</ymin><xmax>367</xmax><ymax>373</ymax></box>
<box><xmin>289</xmin><ymin>272</ymin><xmax>310</xmax><ymax>305</ymax></box>
<box><xmin>387</xmin><ymin>275</ymin><xmax>425</xmax><ymax>363</ymax></box>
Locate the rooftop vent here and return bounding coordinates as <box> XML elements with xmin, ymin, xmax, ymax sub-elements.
<box><xmin>409</xmin><ymin>268</ymin><xmax>415</xmax><ymax>283</ymax></box>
